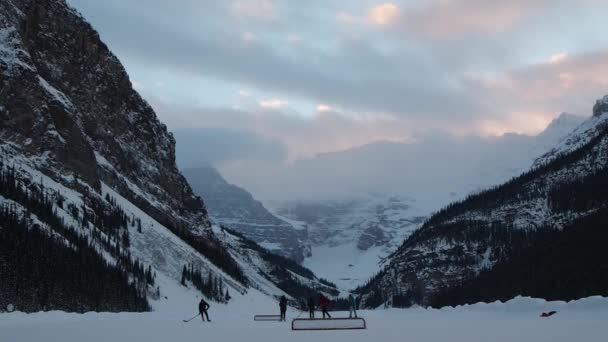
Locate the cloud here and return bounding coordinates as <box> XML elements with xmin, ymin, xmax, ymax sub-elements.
<box><xmin>66</xmin><ymin>0</ymin><xmax>608</xmax><ymax>166</ymax></box>
<box><xmin>548</xmin><ymin>52</ymin><xmax>568</xmax><ymax>65</ymax></box>
<box><xmin>241</xmin><ymin>31</ymin><xmax>257</xmax><ymax>44</ymax></box>
<box><xmin>286</xmin><ymin>34</ymin><xmax>301</xmax><ymax>44</ymax></box>
<box><xmin>173</xmin><ymin>127</ymin><xmax>288</xmax><ymax>168</ymax></box>
<box><xmin>392</xmin><ymin>0</ymin><xmax>544</xmax><ymax>39</ymax></box>
<box><xmin>230</xmin><ymin>0</ymin><xmax>278</xmax><ymax>22</ymax></box>
<box><xmin>216</xmin><ymin>114</ymin><xmax>585</xmax><ymax>202</ymax></box>
<box><xmin>465</xmin><ymin>48</ymin><xmax>608</xmax><ymax>118</ymax></box>
<box><xmin>336</xmin><ymin>11</ymin><xmax>357</xmax><ymax>24</ymax></box>
<box><xmin>316</xmin><ymin>104</ymin><xmax>332</xmax><ymax>113</ymax></box>
<box><xmin>67</xmin><ymin>0</ymin><xmax>608</xmax><ymax>127</ymax></box>
<box><xmin>259</xmin><ymin>99</ymin><xmax>289</xmax><ymax>109</ymax></box>
<box><xmin>368</xmin><ymin>3</ymin><xmax>400</xmax><ymax>26</ymax></box>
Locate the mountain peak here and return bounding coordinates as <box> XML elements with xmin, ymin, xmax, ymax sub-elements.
<box><xmin>543</xmin><ymin>112</ymin><xmax>584</xmax><ymax>133</ymax></box>
<box><xmin>592</xmin><ymin>95</ymin><xmax>608</xmax><ymax>117</ymax></box>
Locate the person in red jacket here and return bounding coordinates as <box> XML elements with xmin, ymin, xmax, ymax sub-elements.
<box><xmin>319</xmin><ymin>295</ymin><xmax>331</xmax><ymax>319</ymax></box>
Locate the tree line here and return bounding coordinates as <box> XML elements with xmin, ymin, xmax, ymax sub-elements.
<box><xmin>0</xmin><ymin>163</ymin><xmax>150</xmax><ymax>312</ymax></box>
<box><xmin>181</xmin><ymin>264</ymin><xmax>231</xmax><ymax>303</ymax></box>
<box><xmin>0</xmin><ymin>162</ymin><xmax>160</xmax><ymax>312</ymax></box>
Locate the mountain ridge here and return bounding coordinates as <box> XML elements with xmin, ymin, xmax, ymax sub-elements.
<box><xmin>356</xmin><ymin>99</ymin><xmax>608</xmax><ymax>308</ymax></box>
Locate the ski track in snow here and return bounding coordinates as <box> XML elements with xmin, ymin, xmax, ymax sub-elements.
<box><xmin>2</xmin><ymin>296</ymin><xmax>607</xmax><ymax>342</ymax></box>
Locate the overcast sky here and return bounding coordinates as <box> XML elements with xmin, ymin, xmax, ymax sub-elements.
<box><xmin>67</xmin><ymin>0</ymin><xmax>608</xmax><ymax>200</ymax></box>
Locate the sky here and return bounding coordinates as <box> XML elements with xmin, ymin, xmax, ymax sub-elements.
<box><xmin>67</xmin><ymin>0</ymin><xmax>608</xmax><ymax>200</ymax></box>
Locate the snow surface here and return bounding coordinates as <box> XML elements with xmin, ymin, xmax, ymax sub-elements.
<box><xmin>292</xmin><ymin>318</ymin><xmax>366</xmax><ymax>330</ymax></box>
<box><xmin>533</xmin><ymin>112</ymin><xmax>608</xmax><ymax>167</ymax></box>
<box><xmin>0</xmin><ymin>26</ymin><xmax>34</xmax><ymax>75</ymax></box>
<box><xmin>2</xmin><ymin>296</ymin><xmax>607</xmax><ymax>342</ymax></box>
<box><xmin>304</xmin><ymin>244</ymin><xmax>387</xmax><ymax>291</ymax></box>
<box><xmin>38</xmin><ymin>76</ymin><xmax>74</xmax><ymax>110</ymax></box>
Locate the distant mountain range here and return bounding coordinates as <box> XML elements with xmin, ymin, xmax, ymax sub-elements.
<box><xmin>265</xmin><ymin>112</ymin><xmax>585</xmax><ymax>288</ymax></box>
<box><xmin>174</xmin><ymin>112</ymin><xmax>586</xmax><ymax>292</ymax></box>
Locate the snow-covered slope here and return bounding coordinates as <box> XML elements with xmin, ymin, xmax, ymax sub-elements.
<box><xmin>273</xmin><ymin>195</ymin><xmax>426</xmax><ymax>289</ymax></box>
<box><xmin>0</xmin><ymin>0</ymin><xmax>333</xmax><ymax>313</ymax></box>
<box><xmin>182</xmin><ymin>166</ymin><xmax>309</xmax><ymax>262</ymax></box>
<box><xmin>533</xmin><ymin>111</ymin><xmax>608</xmax><ymax>167</ymax></box>
<box><xmin>3</xmin><ymin>295</ymin><xmax>608</xmax><ymax>342</ymax></box>
<box><xmin>213</xmin><ymin>225</ymin><xmax>338</xmax><ymax>300</ymax></box>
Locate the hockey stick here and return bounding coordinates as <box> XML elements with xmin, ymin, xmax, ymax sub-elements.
<box><xmin>295</xmin><ymin>309</ymin><xmax>306</xmax><ymax>319</ymax></box>
<box><xmin>182</xmin><ymin>313</ymin><xmax>201</xmax><ymax>322</ymax></box>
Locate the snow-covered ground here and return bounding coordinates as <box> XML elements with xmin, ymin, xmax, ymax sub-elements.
<box><xmin>3</xmin><ymin>296</ymin><xmax>607</xmax><ymax>342</ymax></box>
<box><xmin>304</xmin><ymin>244</ymin><xmax>388</xmax><ymax>290</ymax></box>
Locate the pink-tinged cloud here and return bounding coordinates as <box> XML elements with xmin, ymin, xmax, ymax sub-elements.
<box><xmin>548</xmin><ymin>52</ymin><xmax>568</xmax><ymax>65</ymax></box>
<box><xmin>368</xmin><ymin>3</ymin><xmax>400</xmax><ymax>26</ymax></box>
<box><xmin>259</xmin><ymin>99</ymin><xmax>288</xmax><ymax>109</ymax></box>
<box><xmin>397</xmin><ymin>0</ymin><xmax>548</xmax><ymax>39</ymax></box>
<box><xmin>316</xmin><ymin>104</ymin><xmax>332</xmax><ymax>113</ymax></box>
<box><xmin>464</xmin><ymin>48</ymin><xmax>608</xmax><ymax>122</ymax></box>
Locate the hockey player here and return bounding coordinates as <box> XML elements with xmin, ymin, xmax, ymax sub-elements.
<box><xmin>319</xmin><ymin>295</ymin><xmax>331</xmax><ymax>319</ymax></box>
<box><xmin>279</xmin><ymin>295</ymin><xmax>288</xmax><ymax>321</ymax></box>
<box><xmin>199</xmin><ymin>298</ymin><xmax>211</xmax><ymax>322</ymax></box>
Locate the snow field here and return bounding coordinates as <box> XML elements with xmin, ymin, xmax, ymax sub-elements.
<box><xmin>2</xmin><ymin>296</ymin><xmax>607</xmax><ymax>342</ymax></box>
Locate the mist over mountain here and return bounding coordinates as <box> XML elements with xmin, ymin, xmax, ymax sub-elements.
<box><xmin>177</xmin><ymin>113</ymin><xmax>583</xmax><ymax>204</ymax></box>
<box><xmin>172</xmin><ymin>113</ymin><xmax>584</xmax><ymax>288</ymax></box>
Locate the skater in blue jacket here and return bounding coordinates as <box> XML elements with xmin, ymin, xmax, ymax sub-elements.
<box><xmin>348</xmin><ymin>294</ymin><xmax>358</xmax><ymax>318</ymax></box>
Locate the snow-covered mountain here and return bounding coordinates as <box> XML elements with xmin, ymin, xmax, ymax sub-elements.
<box><xmin>269</xmin><ymin>112</ymin><xmax>584</xmax><ymax>289</ymax></box>
<box><xmin>182</xmin><ymin>166</ymin><xmax>309</xmax><ymax>262</ymax></box>
<box><xmin>272</xmin><ymin>195</ymin><xmax>426</xmax><ymax>289</ymax></box>
<box><xmin>356</xmin><ymin>98</ymin><xmax>608</xmax><ymax>308</ymax></box>
<box><xmin>0</xmin><ymin>0</ymin><xmax>333</xmax><ymax>313</ymax></box>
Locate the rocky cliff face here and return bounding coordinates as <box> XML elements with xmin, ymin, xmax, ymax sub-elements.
<box><xmin>183</xmin><ymin>166</ymin><xmax>309</xmax><ymax>262</ymax></box>
<box><xmin>0</xmin><ymin>0</ymin><xmax>338</xmax><ymax>308</ymax></box>
<box><xmin>357</xmin><ymin>99</ymin><xmax>608</xmax><ymax>308</ymax></box>
<box><xmin>1</xmin><ymin>0</ymin><xmax>208</xmax><ymax>233</ymax></box>
<box><xmin>593</xmin><ymin>95</ymin><xmax>608</xmax><ymax>117</ymax></box>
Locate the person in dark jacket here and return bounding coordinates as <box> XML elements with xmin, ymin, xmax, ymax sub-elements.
<box><xmin>199</xmin><ymin>298</ymin><xmax>211</xmax><ymax>322</ymax></box>
<box><xmin>307</xmin><ymin>296</ymin><xmax>316</xmax><ymax>319</ymax></box>
<box><xmin>348</xmin><ymin>294</ymin><xmax>358</xmax><ymax>318</ymax></box>
<box><xmin>279</xmin><ymin>295</ymin><xmax>288</xmax><ymax>321</ymax></box>
<box><xmin>319</xmin><ymin>295</ymin><xmax>331</xmax><ymax>319</ymax></box>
